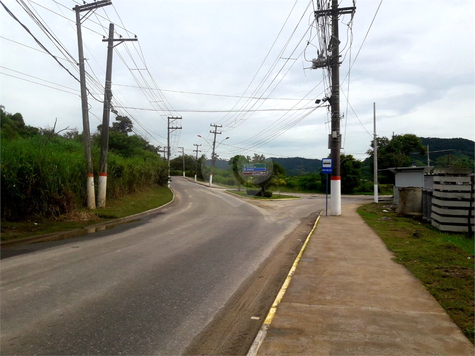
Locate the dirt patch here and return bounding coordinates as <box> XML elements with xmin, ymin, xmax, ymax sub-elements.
<box><xmin>183</xmin><ymin>211</ymin><xmax>321</xmax><ymax>355</ymax></box>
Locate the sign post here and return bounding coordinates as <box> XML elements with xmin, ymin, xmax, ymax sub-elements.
<box><xmin>322</xmin><ymin>158</ymin><xmax>333</xmax><ymax>216</ymax></box>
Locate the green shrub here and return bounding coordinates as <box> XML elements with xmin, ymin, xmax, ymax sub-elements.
<box><xmin>1</xmin><ymin>134</ymin><xmax>168</xmax><ymax>221</ymax></box>
<box><xmin>1</xmin><ymin>135</ymin><xmax>84</xmax><ymax>220</ymax></box>
<box><xmin>263</xmin><ymin>191</ymin><xmax>273</xmax><ymax>198</ymax></box>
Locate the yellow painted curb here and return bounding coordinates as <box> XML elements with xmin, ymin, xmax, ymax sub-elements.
<box><xmin>247</xmin><ymin>211</ymin><xmax>323</xmax><ymax>356</ymax></box>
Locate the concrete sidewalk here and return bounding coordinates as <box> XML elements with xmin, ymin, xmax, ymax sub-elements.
<box><xmin>254</xmin><ymin>203</ymin><xmax>474</xmax><ymax>355</ymax></box>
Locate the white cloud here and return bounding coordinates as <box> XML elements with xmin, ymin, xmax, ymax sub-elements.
<box><xmin>0</xmin><ymin>0</ymin><xmax>473</xmax><ymax>163</ymax></box>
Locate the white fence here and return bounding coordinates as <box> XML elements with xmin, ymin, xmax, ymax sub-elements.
<box><xmin>430</xmin><ymin>173</ymin><xmax>474</xmax><ymax>233</ymax></box>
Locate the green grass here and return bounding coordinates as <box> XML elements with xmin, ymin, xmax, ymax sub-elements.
<box><xmin>1</xmin><ymin>185</ymin><xmax>172</xmax><ymax>242</ymax></box>
<box><xmin>226</xmin><ymin>190</ymin><xmax>299</xmax><ymax>200</ymax></box>
<box><xmin>357</xmin><ymin>203</ymin><xmax>474</xmax><ymax>344</ymax></box>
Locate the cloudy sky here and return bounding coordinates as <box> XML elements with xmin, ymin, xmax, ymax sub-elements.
<box><xmin>1</xmin><ymin>0</ymin><xmax>474</xmax><ymax>162</ymax></box>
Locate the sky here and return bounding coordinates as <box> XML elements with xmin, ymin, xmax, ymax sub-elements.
<box><xmin>1</xmin><ymin>0</ymin><xmax>474</xmax><ymax>162</ymax></box>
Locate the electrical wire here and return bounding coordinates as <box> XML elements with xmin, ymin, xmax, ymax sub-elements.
<box><xmin>0</xmin><ymin>0</ymin><xmax>81</xmax><ymax>85</ymax></box>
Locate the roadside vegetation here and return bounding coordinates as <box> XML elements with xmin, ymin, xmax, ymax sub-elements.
<box><xmin>171</xmin><ymin>152</ymin><xmax>394</xmax><ymax>196</ymax></box>
<box><xmin>357</xmin><ymin>203</ymin><xmax>474</xmax><ymax>344</ymax></box>
<box><xmin>1</xmin><ymin>185</ymin><xmax>172</xmax><ymax>242</ymax></box>
<box><xmin>1</xmin><ymin>107</ymin><xmax>169</xmax><ymax>235</ymax></box>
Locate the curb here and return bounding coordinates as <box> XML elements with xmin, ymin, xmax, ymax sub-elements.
<box><xmin>1</xmin><ymin>190</ymin><xmax>176</xmax><ymax>248</ymax></box>
<box><xmin>247</xmin><ymin>210</ymin><xmax>323</xmax><ymax>356</ymax></box>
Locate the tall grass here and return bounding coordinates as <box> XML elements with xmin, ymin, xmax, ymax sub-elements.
<box><xmin>1</xmin><ymin>135</ymin><xmax>167</xmax><ymax>221</ymax></box>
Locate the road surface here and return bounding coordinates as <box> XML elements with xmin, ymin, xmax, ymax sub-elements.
<box><xmin>1</xmin><ymin>178</ymin><xmax>370</xmax><ymax>355</ymax></box>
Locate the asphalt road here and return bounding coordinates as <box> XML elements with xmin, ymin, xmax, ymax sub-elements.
<box><xmin>1</xmin><ymin>178</ymin><xmax>334</xmax><ymax>355</ymax></box>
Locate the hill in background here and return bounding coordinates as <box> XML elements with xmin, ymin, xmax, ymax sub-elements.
<box><xmin>419</xmin><ymin>137</ymin><xmax>474</xmax><ymax>167</ymax></box>
<box><xmin>214</xmin><ymin>137</ymin><xmax>473</xmax><ymax>176</ymax></box>
<box><xmin>271</xmin><ymin>157</ymin><xmax>322</xmax><ymax>176</ymax></box>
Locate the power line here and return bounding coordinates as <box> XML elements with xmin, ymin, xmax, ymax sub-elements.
<box><xmin>113</xmin><ymin>105</ymin><xmax>319</xmax><ymax>113</ymax></box>
<box><xmin>112</xmin><ymin>83</ymin><xmax>309</xmax><ymax>101</ymax></box>
<box><xmin>0</xmin><ymin>71</ymin><xmax>79</xmax><ymax>96</ymax></box>
<box><xmin>346</xmin><ymin>0</ymin><xmax>383</xmax><ymax>78</ymax></box>
<box><xmin>0</xmin><ymin>0</ymin><xmax>81</xmax><ymax>84</ymax></box>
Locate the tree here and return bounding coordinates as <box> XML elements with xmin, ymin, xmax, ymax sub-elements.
<box><xmin>248</xmin><ymin>154</ymin><xmax>286</xmax><ymax>196</ymax></box>
<box><xmin>111</xmin><ymin>116</ymin><xmax>133</xmax><ymax>135</ymax></box>
<box><xmin>170</xmin><ymin>154</ymin><xmax>196</xmax><ymax>176</ymax></box>
<box><xmin>367</xmin><ymin>134</ymin><xmax>426</xmax><ymax>184</ymax></box>
<box><xmin>320</xmin><ymin>154</ymin><xmax>361</xmax><ymax>194</ymax></box>
<box><xmin>229</xmin><ymin>155</ymin><xmax>249</xmax><ymax>191</ymax></box>
<box><xmin>0</xmin><ymin>108</ymin><xmax>39</xmax><ymax>139</ymax></box>
<box><xmin>340</xmin><ymin>154</ymin><xmax>362</xmax><ymax>194</ymax></box>
<box><xmin>256</xmin><ymin>161</ymin><xmax>285</xmax><ymax>196</ymax></box>
<box><xmin>251</xmin><ymin>153</ymin><xmax>266</xmax><ymax>163</ymax></box>
<box><xmin>95</xmin><ymin>116</ymin><xmax>157</xmax><ymax>158</ymax></box>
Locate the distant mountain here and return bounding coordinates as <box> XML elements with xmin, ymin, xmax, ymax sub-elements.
<box><xmin>419</xmin><ymin>137</ymin><xmax>474</xmax><ymax>162</ymax></box>
<box><xmin>215</xmin><ymin>157</ymin><xmax>321</xmax><ymax>176</ymax></box>
<box><xmin>270</xmin><ymin>157</ymin><xmax>322</xmax><ymax>176</ymax></box>
<box><xmin>362</xmin><ymin>137</ymin><xmax>474</xmax><ymax>171</ymax></box>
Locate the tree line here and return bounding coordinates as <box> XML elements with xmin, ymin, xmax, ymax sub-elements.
<box><xmin>171</xmin><ymin>133</ymin><xmax>473</xmax><ymax>196</ymax></box>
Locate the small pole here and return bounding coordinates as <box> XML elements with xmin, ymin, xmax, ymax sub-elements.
<box><xmin>373</xmin><ymin>102</ymin><xmax>378</xmax><ymax>203</ymax></box>
<box><xmin>326</xmin><ymin>173</ymin><xmax>329</xmax><ymax>217</ymax></box>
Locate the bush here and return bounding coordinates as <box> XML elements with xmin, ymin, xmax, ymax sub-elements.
<box><xmin>1</xmin><ymin>135</ymin><xmax>84</xmax><ymax>220</ymax></box>
<box><xmin>1</xmin><ymin>135</ymin><xmax>168</xmax><ymax>221</ymax></box>
<box><xmin>263</xmin><ymin>191</ymin><xmax>273</xmax><ymax>198</ymax></box>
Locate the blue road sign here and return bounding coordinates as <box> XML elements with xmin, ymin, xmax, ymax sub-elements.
<box><xmin>322</xmin><ymin>158</ymin><xmax>332</xmax><ymax>174</ymax></box>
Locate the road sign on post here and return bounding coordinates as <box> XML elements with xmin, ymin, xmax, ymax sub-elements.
<box><xmin>322</xmin><ymin>158</ymin><xmax>332</xmax><ymax>174</ymax></box>
<box><xmin>322</xmin><ymin>158</ymin><xmax>332</xmax><ymax>216</ymax></box>
<box><xmin>243</xmin><ymin>163</ymin><xmax>267</xmax><ymax>176</ymax></box>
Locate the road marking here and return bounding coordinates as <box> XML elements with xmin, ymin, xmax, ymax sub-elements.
<box><xmin>247</xmin><ymin>211</ymin><xmax>322</xmax><ymax>356</ymax></box>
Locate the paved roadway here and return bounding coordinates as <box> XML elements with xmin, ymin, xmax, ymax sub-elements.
<box><xmin>1</xmin><ymin>178</ymin><xmax>369</xmax><ymax>355</ymax></box>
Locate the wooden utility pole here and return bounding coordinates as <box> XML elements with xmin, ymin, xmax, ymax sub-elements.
<box><xmin>167</xmin><ymin>117</ymin><xmax>182</xmax><ymax>188</ymax></box>
<box><xmin>329</xmin><ymin>0</ymin><xmax>342</xmax><ymax>215</ymax></box>
<box><xmin>315</xmin><ymin>0</ymin><xmax>355</xmax><ymax>216</ymax></box>
<box><xmin>97</xmin><ymin>23</ymin><xmax>137</xmax><ymax>208</ymax></box>
<box><xmin>73</xmin><ymin>1</ymin><xmax>112</xmax><ymax>209</ymax></box>
<box><xmin>193</xmin><ymin>144</ymin><xmax>202</xmax><ymax>182</ymax></box>
<box><xmin>209</xmin><ymin>124</ymin><xmax>222</xmax><ymax>187</ymax></box>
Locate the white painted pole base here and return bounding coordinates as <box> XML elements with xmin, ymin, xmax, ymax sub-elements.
<box><xmin>374</xmin><ymin>184</ymin><xmax>379</xmax><ymax>203</ymax></box>
<box><xmin>330</xmin><ymin>178</ymin><xmax>341</xmax><ymax>216</ymax></box>
<box><xmin>183</xmin><ymin>172</ymin><xmax>185</xmax><ymax>177</ymax></box>
<box><xmin>194</xmin><ymin>174</ymin><xmax>197</xmax><ymax>182</ymax></box>
<box><xmin>97</xmin><ymin>174</ymin><xmax>107</xmax><ymax>208</ymax></box>
<box><xmin>209</xmin><ymin>174</ymin><xmax>213</xmax><ymax>187</ymax></box>
<box><xmin>87</xmin><ymin>175</ymin><xmax>96</xmax><ymax>210</ymax></box>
